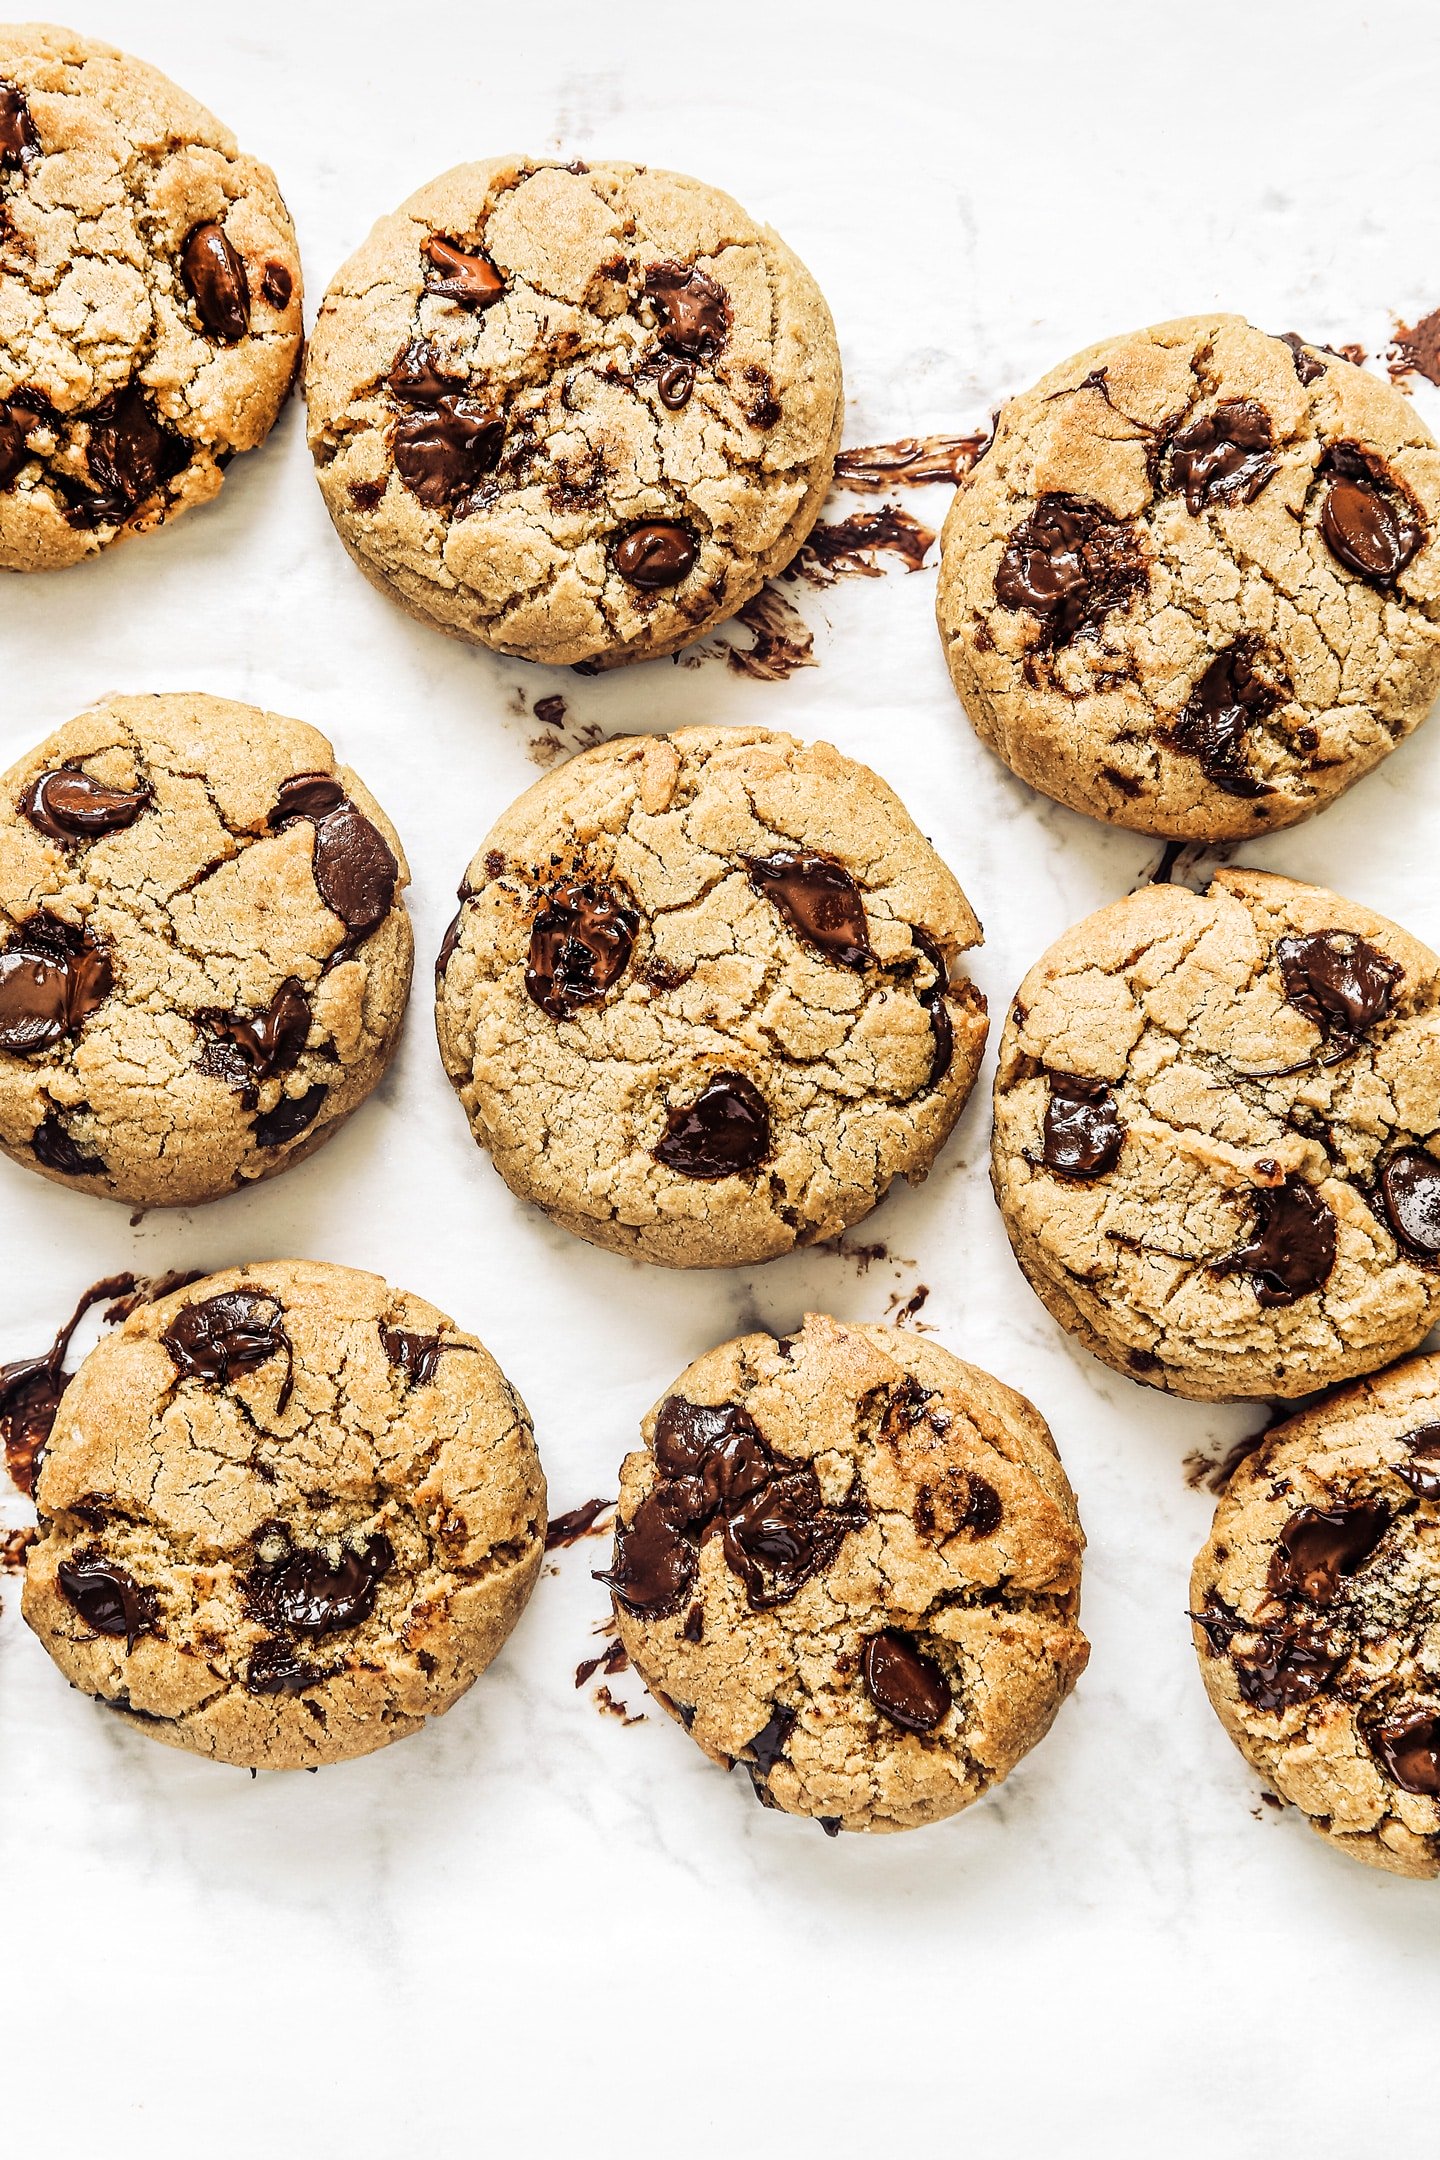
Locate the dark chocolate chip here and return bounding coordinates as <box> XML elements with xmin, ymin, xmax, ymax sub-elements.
<box><xmin>245</xmin><ymin>1638</ymin><xmax>327</xmax><ymax>1695</ymax></box>
<box><xmin>1213</xmin><ymin>1177</ymin><xmax>1337</xmax><ymax>1305</ymax></box>
<box><xmin>1370</xmin><ymin>1711</ymin><xmax>1440</xmax><ymax>1796</ymax></box>
<box><xmin>861</xmin><ymin>1630</ymin><xmax>952</xmax><ymax>1733</ymax></box>
<box><xmin>1168</xmin><ymin>639</ymin><xmax>1279</xmax><ymax>797</ymax></box>
<box><xmin>31</xmin><ymin>1112</ymin><xmax>103</xmax><ymax>1177</ymax></box>
<box><xmin>0</xmin><ymin>915</ymin><xmax>112</xmax><ymax>1053</ymax></box>
<box><xmin>525</xmin><ymin>878</ymin><xmax>638</xmax><ymax>1019</ymax></box>
<box><xmin>656</xmin><ymin>360</ymin><xmax>695</xmax><ymax>409</ymax></box>
<box><xmin>601</xmin><ymin>1489</ymin><xmax>698</xmax><ymax>1617</ymax></box>
<box><xmin>19</xmin><ymin>767</ymin><xmax>153</xmax><ymax>841</ymax></box>
<box><xmin>1190</xmin><ymin>1594</ymin><xmax>1246</xmax><ymax>1654</ymax></box>
<box><xmin>0</xmin><ymin>398</ymin><xmax>38</xmax><ymax>489</ymax></box>
<box><xmin>1319</xmin><ymin>444</ymin><xmax>1423</xmax><ymax>584</ymax></box>
<box><xmin>960</xmin><ymin>1474</ymin><xmax>1003</xmax><ymax>1537</ymax></box>
<box><xmin>253</xmin><ymin>1082</ymin><xmax>327</xmax><ymax>1149</ymax></box>
<box><xmin>1040</xmin><ymin>1071</ymin><xmax>1124</xmax><ymax>1179</ymax></box>
<box><xmin>305</xmin><ymin>803</ymin><xmax>398</xmax><ymax>941</ymax></box>
<box><xmin>1234</xmin><ymin>1624</ymin><xmax>1338</xmax><ymax>1711</ymax></box>
<box><xmin>436</xmin><ymin>905</ymin><xmax>464</xmax><ymax>980</ymax></box>
<box><xmin>994</xmin><ymin>491</ymin><xmax>1147</xmax><ymax>646</ymax></box>
<box><xmin>379</xmin><ymin>1325</ymin><xmax>442</xmax><ymax>1387</ymax></box>
<box><xmin>1378</xmin><ymin>1150</ymin><xmax>1440</xmax><ymax>1261</ymax></box>
<box><xmin>908</xmin><ymin>927</ymin><xmax>954</xmax><ymax>1090</ymax></box>
<box><xmin>745</xmin><ymin>1702</ymin><xmax>796</xmax><ymax>1779</ymax></box>
<box><xmin>60</xmin><ymin>387</ymin><xmax>190</xmax><ymax>529</ymax></box>
<box><xmin>272</xmin><ymin>772</ymin><xmax>345</xmax><ymax>824</ymax></box>
<box><xmin>654</xmin><ymin>1071</ymin><xmax>771</xmax><ymax>1179</ymax></box>
<box><xmin>1269</xmin><ymin>1502</ymin><xmax>1390</xmax><ymax>1603</ymax></box>
<box><xmin>181</xmin><ymin>221</ymin><xmax>251</xmax><ymax>343</ymax></box>
<box><xmin>246</xmin><ymin>1526</ymin><xmax>394</xmax><ymax>1636</ymax></box>
<box><xmin>614</xmin><ymin>520</ymin><xmax>698</xmax><ymax>588</ymax></box>
<box><xmin>682</xmin><ymin>1602</ymin><xmax>704</xmax><ymax>1643</ymax></box>
<box><xmin>260</xmin><ymin>261</ymin><xmax>292</xmax><ymax>309</ymax></box>
<box><xmin>1393</xmin><ymin>1425</ymin><xmax>1440</xmax><ymax>1501</ymax></box>
<box><xmin>643</xmin><ymin>261</ymin><xmax>730</xmax><ymax>358</ymax></box>
<box><xmin>1165</xmin><ymin>400</ymin><xmax>1276</xmax><ymax>513</ymax></box>
<box><xmin>57</xmin><ymin>1550</ymin><xmax>157</xmax><ymax>1648</ymax></box>
<box><xmin>162</xmin><ymin>1290</ymin><xmax>292</xmax><ymax>1405</ymax></box>
<box><xmin>394</xmin><ymin>396</ymin><xmax>504</xmax><ymax>509</ymax></box>
<box><xmin>423</xmin><ymin>234</ymin><xmax>504</xmax><ymax>308</ymax></box>
<box><xmin>1276</xmin><ymin>931</ymin><xmax>1401</xmax><ymax>1049</ymax></box>
<box><xmin>198</xmin><ymin>978</ymin><xmax>310</xmax><ymax>1104</ymax></box>
<box><xmin>388</xmin><ymin>340</ymin><xmax>466</xmax><ymax>405</ymax></box>
<box><xmin>0</xmin><ymin>81</ymin><xmax>40</xmax><ymax>169</ymax></box>
<box><xmin>747</xmin><ymin>854</ymin><xmax>872</xmax><ymax>969</ymax></box>
<box><xmin>721</xmin><ymin>1467</ymin><xmax>868</xmax><ymax>1611</ymax></box>
<box><xmin>1279</xmin><ymin>333</ymin><xmax>1326</xmax><ymax>385</ymax></box>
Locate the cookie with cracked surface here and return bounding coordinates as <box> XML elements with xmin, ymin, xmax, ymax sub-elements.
<box><xmin>303</xmin><ymin>158</ymin><xmax>841</xmax><ymax>666</ymax></box>
<box><xmin>0</xmin><ymin>23</ymin><xmax>302</xmax><ymax>573</ymax></box>
<box><xmin>435</xmin><ymin>726</ymin><xmax>987</xmax><ymax>1268</ymax></box>
<box><xmin>936</xmin><ymin>314</ymin><xmax>1440</xmax><ymax>839</ymax></box>
<box><xmin>0</xmin><ymin>693</ymin><xmax>411</xmax><ymax>1208</ymax></box>
<box><xmin>1191</xmin><ymin>1353</ymin><xmax>1440</xmax><ymax>1876</ymax></box>
<box><xmin>992</xmin><ymin>867</ymin><xmax>1440</xmax><ymax>1401</ymax></box>
<box><xmin>603</xmin><ymin>1313</ymin><xmax>1088</xmax><ymax>1833</ymax></box>
<box><xmin>22</xmin><ymin>1260</ymin><xmax>545</xmax><ymax>1769</ymax></box>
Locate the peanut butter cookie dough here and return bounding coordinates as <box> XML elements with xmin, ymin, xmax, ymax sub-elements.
<box><xmin>0</xmin><ymin>693</ymin><xmax>412</xmax><ymax>1208</ymax></box>
<box><xmin>603</xmin><ymin>1313</ymin><xmax>1088</xmax><ymax>1834</ymax></box>
<box><xmin>435</xmin><ymin>726</ymin><xmax>988</xmax><ymax>1269</ymax></box>
<box><xmin>1192</xmin><ymin>1354</ymin><xmax>1440</xmax><ymax>1877</ymax></box>
<box><xmin>22</xmin><ymin>1261</ymin><xmax>545</xmax><ymax>1770</ymax></box>
<box><xmin>992</xmin><ymin>868</ymin><xmax>1440</xmax><ymax>1401</ymax></box>
<box><xmin>304</xmin><ymin>158</ymin><xmax>842</xmax><ymax>666</ymax></box>
<box><xmin>936</xmin><ymin>315</ymin><xmax>1440</xmax><ymax>839</ymax></box>
<box><xmin>0</xmin><ymin>23</ymin><xmax>303</xmax><ymax>572</ymax></box>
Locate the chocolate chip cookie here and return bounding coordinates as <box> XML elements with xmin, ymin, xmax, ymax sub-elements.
<box><xmin>304</xmin><ymin>159</ymin><xmax>841</xmax><ymax>665</ymax></box>
<box><xmin>435</xmin><ymin>726</ymin><xmax>988</xmax><ymax>1268</ymax></box>
<box><xmin>0</xmin><ymin>24</ymin><xmax>302</xmax><ymax>572</ymax></box>
<box><xmin>936</xmin><ymin>315</ymin><xmax>1440</xmax><ymax>839</ymax></box>
<box><xmin>603</xmin><ymin>1312</ymin><xmax>1088</xmax><ymax>1833</ymax></box>
<box><xmin>1191</xmin><ymin>1353</ymin><xmax>1440</xmax><ymax>1876</ymax></box>
<box><xmin>22</xmin><ymin>1261</ymin><xmax>545</xmax><ymax>1769</ymax></box>
<box><xmin>992</xmin><ymin>868</ymin><xmax>1440</xmax><ymax>1400</ymax></box>
<box><xmin>0</xmin><ymin>694</ymin><xmax>411</xmax><ymax>1208</ymax></box>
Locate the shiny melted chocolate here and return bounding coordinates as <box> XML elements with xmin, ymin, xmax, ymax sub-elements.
<box><xmin>1212</xmin><ymin>1177</ymin><xmax>1337</xmax><ymax>1305</ymax></box>
<box><xmin>747</xmin><ymin>854</ymin><xmax>872</xmax><ymax>968</ymax></box>
<box><xmin>525</xmin><ymin>878</ymin><xmax>638</xmax><ymax>1019</ymax></box>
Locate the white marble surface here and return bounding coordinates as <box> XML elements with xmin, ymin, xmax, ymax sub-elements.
<box><xmin>5</xmin><ymin>3</ymin><xmax>1440</xmax><ymax>2151</ymax></box>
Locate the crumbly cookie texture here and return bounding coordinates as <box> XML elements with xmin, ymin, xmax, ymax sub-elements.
<box><xmin>303</xmin><ymin>158</ymin><xmax>842</xmax><ymax>666</ymax></box>
<box><xmin>937</xmin><ymin>314</ymin><xmax>1440</xmax><ymax>840</ymax></box>
<box><xmin>0</xmin><ymin>22</ymin><xmax>303</xmax><ymax>572</ymax></box>
<box><xmin>1192</xmin><ymin>1354</ymin><xmax>1440</xmax><ymax>1876</ymax></box>
<box><xmin>605</xmin><ymin>1313</ymin><xmax>1088</xmax><ymax>1834</ymax></box>
<box><xmin>435</xmin><ymin>725</ymin><xmax>988</xmax><ymax>1269</ymax></box>
<box><xmin>992</xmin><ymin>867</ymin><xmax>1440</xmax><ymax>1401</ymax></box>
<box><xmin>22</xmin><ymin>1260</ymin><xmax>545</xmax><ymax>1770</ymax></box>
<box><xmin>0</xmin><ymin>693</ymin><xmax>412</xmax><ymax>1209</ymax></box>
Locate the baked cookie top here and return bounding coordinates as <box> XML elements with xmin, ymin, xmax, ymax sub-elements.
<box><xmin>992</xmin><ymin>868</ymin><xmax>1440</xmax><ymax>1400</ymax></box>
<box><xmin>435</xmin><ymin>726</ymin><xmax>988</xmax><ymax>1269</ymax></box>
<box><xmin>937</xmin><ymin>314</ymin><xmax>1440</xmax><ymax>840</ymax></box>
<box><xmin>0</xmin><ymin>23</ymin><xmax>303</xmax><ymax>571</ymax></box>
<box><xmin>22</xmin><ymin>1260</ymin><xmax>546</xmax><ymax>1770</ymax></box>
<box><xmin>304</xmin><ymin>158</ymin><xmax>842</xmax><ymax>665</ymax></box>
<box><xmin>0</xmin><ymin>693</ymin><xmax>412</xmax><ymax>1209</ymax></box>
<box><xmin>605</xmin><ymin>1313</ymin><xmax>1088</xmax><ymax>1833</ymax></box>
<box><xmin>1192</xmin><ymin>1353</ymin><xmax>1440</xmax><ymax>1877</ymax></box>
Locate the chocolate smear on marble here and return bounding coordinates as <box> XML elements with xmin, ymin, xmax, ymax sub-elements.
<box><xmin>747</xmin><ymin>854</ymin><xmax>872</xmax><ymax>968</ymax></box>
<box><xmin>715</xmin><ymin>585</ymin><xmax>816</xmax><ymax>681</ymax></box>
<box><xmin>1212</xmin><ymin>1178</ymin><xmax>1336</xmax><ymax>1306</ymax></box>
<box><xmin>862</xmin><ymin>1630</ymin><xmax>952</xmax><ymax>1732</ymax></box>
<box><xmin>20</xmin><ymin>768</ymin><xmax>152</xmax><ymax>842</ymax></box>
<box><xmin>1387</xmin><ymin>310</ymin><xmax>1440</xmax><ymax>389</ymax></box>
<box><xmin>0</xmin><ymin>1273</ymin><xmax>138</xmax><ymax>1495</ymax></box>
<box><xmin>546</xmin><ymin>1498</ymin><xmax>614</xmax><ymax>1550</ymax></box>
<box><xmin>834</xmin><ymin>434</ymin><xmax>989</xmax><ymax>491</ymax></box>
<box><xmin>789</xmin><ymin>505</ymin><xmax>935</xmax><ymax>585</ymax></box>
<box><xmin>575</xmin><ymin>1635</ymin><xmax>628</xmax><ymax>1687</ymax></box>
<box><xmin>1</xmin><ymin>1526</ymin><xmax>35</xmax><ymax>1571</ymax></box>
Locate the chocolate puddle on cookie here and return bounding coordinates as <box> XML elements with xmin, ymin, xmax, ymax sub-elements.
<box><xmin>1212</xmin><ymin>1178</ymin><xmax>1337</xmax><ymax>1306</ymax></box>
<box><xmin>0</xmin><ymin>912</ymin><xmax>113</xmax><ymax>1054</ymax></box>
<box><xmin>162</xmin><ymin>1289</ymin><xmax>294</xmax><ymax>1410</ymax></box>
<box><xmin>1166</xmin><ymin>640</ymin><xmax>1282</xmax><ymax>798</ymax></box>
<box><xmin>19</xmin><ymin>766</ymin><xmax>153</xmax><ymax>841</ymax></box>
<box><xmin>525</xmin><ymin>878</ymin><xmax>638</xmax><ymax>1019</ymax></box>
<box><xmin>1036</xmin><ymin>1072</ymin><xmax>1125</xmax><ymax>1179</ymax></box>
<box><xmin>994</xmin><ymin>492</ymin><xmax>1148</xmax><ymax>647</ymax></box>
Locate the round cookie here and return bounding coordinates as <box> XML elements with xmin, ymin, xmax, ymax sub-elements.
<box><xmin>603</xmin><ymin>1312</ymin><xmax>1088</xmax><ymax>1834</ymax></box>
<box><xmin>1192</xmin><ymin>1354</ymin><xmax>1440</xmax><ymax>1877</ymax></box>
<box><xmin>304</xmin><ymin>158</ymin><xmax>842</xmax><ymax>666</ymax></box>
<box><xmin>0</xmin><ymin>24</ymin><xmax>303</xmax><ymax>572</ymax></box>
<box><xmin>992</xmin><ymin>867</ymin><xmax>1440</xmax><ymax>1401</ymax></box>
<box><xmin>22</xmin><ymin>1260</ymin><xmax>545</xmax><ymax>1770</ymax></box>
<box><xmin>0</xmin><ymin>693</ymin><xmax>412</xmax><ymax>1208</ymax></box>
<box><xmin>435</xmin><ymin>726</ymin><xmax>988</xmax><ymax>1269</ymax></box>
<box><xmin>936</xmin><ymin>314</ymin><xmax>1440</xmax><ymax>839</ymax></box>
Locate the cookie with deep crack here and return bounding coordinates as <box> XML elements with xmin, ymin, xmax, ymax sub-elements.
<box><xmin>0</xmin><ymin>694</ymin><xmax>412</xmax><ymax>1208</ymax></box>
<box><xmin>992</xmin><ymin>868</ymin><xmax>1440</xmax><ymax>1401</ymax></box>
<box><xmin>603</xmin><ymin>1313</ymin><xmax>1088</xmax><ymax>1833</ymax></box>
<box><xmin>435</xmin><ymin>726</ymin><xmax>988</xmax><ymax>1268</ymax></box>
<box><xmin>303</xmin><ymin>158</ymin><xmax>842</xmax><ymax>666</ymax></box>
<box><xmin>936</xmin><ymin>315</ymin><xmax>1440</xmax><ymax>839</ymax></box>
<box><xmin>1192</xmin><ymin>1353</ymin><xmax>1440</xmax><ymax>1876</ymax></box>
<box><xmin>22</xmin><ymin>1260</ymin><xmax>545</xmax><ymax>1769</ymax></box>
<box><xmin>0</xmin><ymin>23</ymin><xmax>303</xmax><ymax>572</ymax></box>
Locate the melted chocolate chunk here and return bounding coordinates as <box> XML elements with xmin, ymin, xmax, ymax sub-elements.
<box><xmin>272</xmin><ymin>773</ymin><xmax>345</xmax><ymax>823</ymax></box>
<box><xmin>525</xmin><ymin>878</ymin><xmax>638</xmax><ymax>1019</ymax></box>
<box><xmin>436</xmin><ymin>902</ymin><xmax>465</xmax><ymax>979</ymax></box>
<box><xmin>602</xmin><ymin>1490</ymin><xmax>699</xmax><ymax>1616</ymax></box>
<box><xmin>1213</xmin><ymin>1177</ymin><xmax>1337</xmax><ymax>1306</ymax></box>
<box><xmin>745</xmin><ymin>1703</ymin><xmax>796</xmax><ymax>1786</ymax></box>
<box><xmin>656</xmin><ymin>360</ymin><xmax>694</xmax><ymax>410</ymax></box>
<box><xmin>198</xmin><ymin>978</ymin><xmax>310</xmax><ymax>1105</ymax></box>
<box><xmin>273</xmin><ymin>779</ymin><xmax>398</xmax><ymax>945</ymax></box>
<box><xmin>253</xmin><ymin>1083</ymin><xmax>327</xmax><ymax>1149</ymax></box>
<box><xmin>747</xmin><ymin>854</ymin><xmax>872</xmax><ymax>968</ymax></box>
<box><xmin>722</xmin><ymin>1468</ymin><xmax>868</xmax><ymax>1611</ymax></box>
<box><xmin>388</xmin><ymin>341</ymin><xmax>465</xmax><ymax>405</ymax></box>
<box><xmin>1164</xmin><ymin>400</ymin><xmax>1276</xmax><ymax>513</ymax></box>
<box><xmin>862</xmin><ymin>1630</ymin><xmax>952</xmax><ymax>1733</ymax></box>
<box><xmin>1319</xmin><ymin>444</ymin><xmax>1423</xmax><ymax>584</ymax></box>
<box><xmin>961</xmin><ymin>1474</ymin><xmax>1003</xmax><ymax>1537</ymax></box>
<box><xmin>1279</xmin><ymin>333</ymin><xmax>1326</xmax><ymax>385</ymax></box>
<box><xmin>994</xmin><ymin>492</ymin><xmax>1146</xmax><ymax>646</ymax></box>
<box><xmin>245</xmin><ymin>1638</ymin><xmax>327</xmax><ymax>1695</ymax></box>
<box><xmin>162</xmin><ymin>1290</ymin><xmax>292</xmax><ymax>1405</ymax></box>
<box><xmin>0</xmin><ymin>400</ymin><xmax>32</xmax><ymax>490</ymax></box>
<box><xmin>394</xmin><ymin>396</ymin><xmax>504</xmax><ymax>509</ymax></box>
<box><xmin>1040</xmin><ymin>1071</ymin><xmax>1125</xmax><ymax>1178</ymax></box>
<box><xmin>1270</xmin><ymin>1502</ymin><xmax>1390</xmax><ymax>1603</ymax></box>
<box><xmin>0</xmin><ymin>81</ymin><xmax>40</xmax><ymax>169</ymax></box>
<box><xmin>644</xmin><ymin>261</ymin><xmax>729</xmax><ymax>358</ymax></box>
<box><xmin>614</xmin><ymin>521</ymin><xmax>698</xmax><ymax>588</ymax></box>
<box><xmin>0</xmin><ymin>1274</ymin><xmax>137</xmax><ymax>1494</ymax></box>
<box><xmin>1168</xmin><ymin>640</ymin><xmax>1279</xmax><ymax>797</ymax></box>
<box><xmin>181</xmin><ymin>222</ymin><xmax>251</xmax><ymax>343</ymax></box>
<box><xmin>1190</xmin><ymin>1594</ymin><xmax>1246</xmax><ymax>1654</ymax></box>
<box><xmin>909</xmin><ymin>928</ymin><xmax>954</xmax><ymax>1089</ymax></box>
<box><xmin>61</xmin><ymin>387</ymin><xmax>189</xmax><ymax>530</ymax></box>
<box><xmin>0</xmin><ymin>914</ymin><xmax>112</xmax><ymax>1054</ymax></box>
<box><xmin>247</xmin><ymin>1526</ymin><xmax>394</xmax><ymax>1636</ymax></box>
<box><xmin>1370</xmin><ymin>1711</ymin><xmax>1440</xmax><ymax>1796</ymax></box>
<box><xmin>422</xmin><ymin>234</ymin><xmax>504</xmax><ymax>308</ymax></box>
<box><xmin>654</xmin><ymin>1071</ymin><xmax>771</xmax><ymax>1180</ymax></box>
<box><xmin>1394</xmin><ymin>1425</ymin><xmax>1440</xmax><ymax>1501</ymax></box>
<box><xmin>19</xmin><ymin>767</ymin><xmax>153</xmax><ymax>841</ymax></box>
<box><xmin>1233</xmin><ymin>1623</ymin><xmax>1338</xmax><ymax>1712</ymax></box>
<box><xmin>1276</xmin><ymin>931</ymin><xmax>1401</xmax><ymax>1050</ymax></box>
<box><xmin>379</xmin><ymin>1325</ymin><xmax>442</xmax><ymax>1387</ymax></box>
<box><xmin>260</xmin><ymin>261</ymin><xmax>292</xmax><ymax>309</ymax></box>
<box><xmin>31</xmin><ymin>1112</ymin><xmax>103</xmax><ymax>1177</ymax></box>
<box><xmin>1378</xmin><ymin>1150</ymin><xmax>1440</xmax><ymax>1261</ymax></box>
<box><xmin>57</xmin><ymin>1550</ymin><xmax>157</xmax><ymax>1648</ymax></box>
